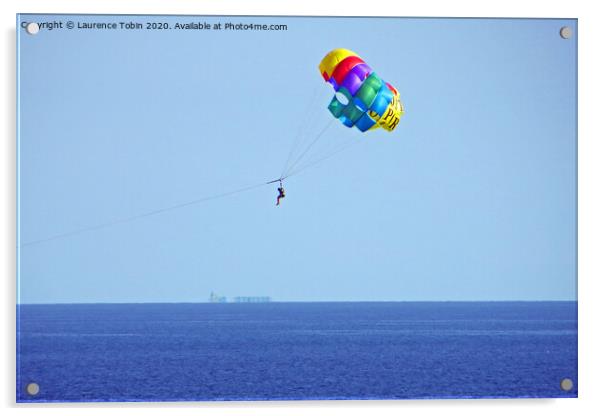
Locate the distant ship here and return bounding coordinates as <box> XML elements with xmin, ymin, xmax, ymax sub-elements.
<box><xmin>208</xmin><ymin>293</ymin><xmax>271</xmax><ymax>303</ymax></box>
<box><xmin>208</xmin><ymin>292</ymin><xmax>227</xmax><ymax>303</ymax></box>
<box><xmin>233</xmin><ymin>296</ymin><xmax>271</xmax><ymax>303</ymax></box>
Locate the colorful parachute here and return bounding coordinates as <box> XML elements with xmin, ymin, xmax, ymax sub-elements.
<box><xmin>319</xmin><ymin>48</ymin><xmax>403</xmax><ymax>132</ymax></box>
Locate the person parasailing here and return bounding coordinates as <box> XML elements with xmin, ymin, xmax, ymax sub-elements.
<box><xmin>276</xmin><ymin>181</ymin><xmax>286</xmax><ymax>206</ymax></box>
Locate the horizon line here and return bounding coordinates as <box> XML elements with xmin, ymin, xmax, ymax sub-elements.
<box><xmin>16</xmin><ymin>299</ymin><xmax>578</xmax><ymax>306</ymax></box>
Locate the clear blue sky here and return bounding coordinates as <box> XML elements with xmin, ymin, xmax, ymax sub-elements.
<box><xmin>17</xmin><ymin>15</ymin><xmax>577</xmax><ymax>303</ymax></box>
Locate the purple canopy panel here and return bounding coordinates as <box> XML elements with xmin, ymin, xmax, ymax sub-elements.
<box><xmin>339</xmin><ymin>63</ymin><xmax>372</xmax><ymax>95</ymax></box>
<box><xmin>328</xmin><ymin>76</ymin><xmax>339</xmax><ymax>90</ymax></box>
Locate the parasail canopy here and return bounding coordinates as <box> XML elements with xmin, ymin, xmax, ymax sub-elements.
<box><xmin>319</xmin><ymin>48</ymin><xmax>403</xmax><ymax>133</ymax></box>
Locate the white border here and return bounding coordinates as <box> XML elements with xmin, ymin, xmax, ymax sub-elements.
<box><xmin>3</xmin><ymin>1</ymin><xmax>600</xmax><ymax>415</ymax></box>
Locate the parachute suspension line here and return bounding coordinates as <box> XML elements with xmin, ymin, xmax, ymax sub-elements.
<box><xmin>20</xmin><ymin>182</ymin><xmax>269</xmax><ymax>248</ymax></box>
<box><xmin>282</xmin><ymin>117</ymin><xmax>336</xmax><ymax>179</ymax></box>
<box><xmin>280</xmin><ymin>85</ymin><xmax>323</xmax><ymax>179</ymax></box>
<box><xmin>284</xmin><ymin>137</ymin><xmax>362</xmax><ymax>179</ymax></box>
<box><xmin>286</xmin><ymin>125</ymin><xmax>361</xmax><ymax>175</ymax></box>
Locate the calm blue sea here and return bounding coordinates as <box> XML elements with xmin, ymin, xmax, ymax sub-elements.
<box><xmin>16</xmin><ymin>302</ymin><xmax>577</xmax><ymax>402</ymax></box>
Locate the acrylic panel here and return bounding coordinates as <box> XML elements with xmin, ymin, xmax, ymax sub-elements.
<box><xmin>16</xmin><ymin>14</ymin><xmax>577</xmax><ymax>402</ymax></box>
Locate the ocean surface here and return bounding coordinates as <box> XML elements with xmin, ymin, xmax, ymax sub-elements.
<box><xmin>16</xmin><ymin>302</ymin><xmax>577</xmax><ymax>402</ymax></box>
